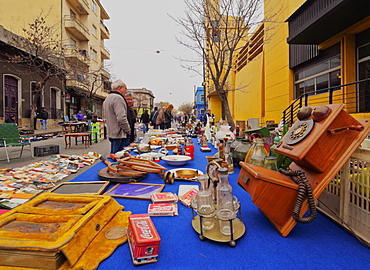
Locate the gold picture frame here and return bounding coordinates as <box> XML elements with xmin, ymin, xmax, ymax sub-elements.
<box><xmin>49</xmin><ymin>181</ymin><xmax>110</xmax><ymax>195</ymax></box>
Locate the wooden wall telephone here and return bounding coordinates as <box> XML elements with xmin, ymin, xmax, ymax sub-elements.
<box><xmin>237</xmin><ymin>104</ymin><xmax>370</xmax><ymax>237</ymax></box>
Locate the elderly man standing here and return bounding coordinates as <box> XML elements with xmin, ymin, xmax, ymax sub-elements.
<box><xmin>103</xmin><ymin>79</ymin><xmax>131</xmax><ymax>154</ymax></box>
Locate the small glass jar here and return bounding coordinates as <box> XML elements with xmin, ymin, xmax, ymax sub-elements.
<box><xmin>230</xmin><ymin>136</ymin><xmax>243</xmax><ymax>162</ymax></box>
<box><xmin>263</xmin><ymin>156</ymin><xmax>278</xmax><ymax>171</ymax></box>
<box><xmin>234</xmin><ymin>138</ymin><xmax>251</xmax><ymax>165</ymax></box>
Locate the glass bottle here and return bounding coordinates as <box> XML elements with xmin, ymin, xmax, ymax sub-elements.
<box><xmin>177</xmin><ymin>143</ymin><xmax>183</xmax><ymax>155</ymax></box>
<box><xmin>230</xmin><ymin>136</ymin><xmax>243</xmax><ymax>161</ymax></box>
<box><xmin>218</xmin><ymin>139</ymin><xmax>225</xmax><ymax>160</ymax></box>
<box><xmin>196</xmin><ymin>175</ymin><xmax>215</xmax><ymax>230</ymax></box>
<box><xmin>248</xmin><ymin>138</ymin><xmax>267</xmax><ymax>167</ymax></box>
<box><xmin>270</xmin><ymin>131</ymin><xmax>281</xmax><ymax>157</ymax></box>
<box><xmin>234</xmin><ymin>138</ymin><xmax>251</xmax><ymax>165</ymax></box>
<box><xmin>216</xmin><ymin>167</ymin><xmax>235</xmax><ymax>235</ymax></box>
<box><xmin>224</xmin><ymin>140</ymin><xmax>234</xmax><ymax>174</ymax></box>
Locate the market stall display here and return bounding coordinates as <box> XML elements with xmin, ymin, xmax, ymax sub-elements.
<box><xmin>0</xmin><ymin>153</ymin><xmax>100</xmax><ymax>209</ymax></box>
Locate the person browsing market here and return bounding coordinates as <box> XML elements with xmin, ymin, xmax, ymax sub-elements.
<box><xmin>103</xmin><ymin>79</ymin><xmax>131</xmax><ymax>154</ymax></box>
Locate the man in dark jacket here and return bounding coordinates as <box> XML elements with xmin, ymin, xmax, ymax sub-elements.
<box><xmin>125</xmin><ymin>92</ymin><xmax>137</xmax><ymax>143</ymax></box>
<box><xmin>39</xmin><ymin>107</ymin><xmax>49</xmax><ymax>130</ymax></box>
<box><xmin>164</xmin><ymin>104</ymin><xmax>174</xmax><ymax>129</ymax></box>
<box><xmin>140</xmin><ymin>110</ymin><xmax>150</xmax><ymax>133</ymax></box>
<box><xmin>149</xmin><ymin>107</ymin><xmax>159</xmax><ymax>129</ymax></box>
<box><xmin>85</xmin><ymin>108</ymin><xmax>93</xmax><ymax>131</ymax></box>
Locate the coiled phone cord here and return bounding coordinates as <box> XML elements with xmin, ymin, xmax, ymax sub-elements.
<box><xmin>279</xmin><ymin>169</ymin><xmax>317</xmax><ymax>223</ymax></box>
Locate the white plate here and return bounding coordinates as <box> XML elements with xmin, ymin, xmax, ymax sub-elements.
<box><xmin>161</xmin><ymin>155</ymin><xmax>191</xmax><ymax>166</ymax></box>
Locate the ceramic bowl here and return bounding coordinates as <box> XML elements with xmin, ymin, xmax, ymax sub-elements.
<box><xmin>161</xmin><ymin>155</ymin><xmax>191</xmax><ymax>166</ymax></box>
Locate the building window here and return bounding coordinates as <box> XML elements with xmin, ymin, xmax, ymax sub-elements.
<box><xmin>91</xmin><ymin>49</ymin><xmax>97</xmax><ymax>60</ymax></box>
<box><xmin>92</xmin><ymin>25</ymin><xmax>97</xmax><ymax>37</ymax></box>
<box><xmin>92</xmin><ymin>1</ymin><xmax>97</xmax><ymax>13</ymax></box>
<box><xmin>294</xmin><ymin>55</ymin><xmax>341</xmax><ymax>98</ymax></box>
<box><xmin>357</xmin><ymin>42</ymin><xmax>370</xmax><ymax>112</ymax></box>
<box><xmin>200</xmin><ymin>94</ymin><xmax>204</xmax><ymax>102</ymax></box>
<box><xmin>70</xmin><ymin>38</ymin><xmax>77</xmax><ymax>49</ymax></box>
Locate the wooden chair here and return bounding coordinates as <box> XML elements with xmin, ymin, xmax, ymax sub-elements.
<box><xmin>0</xmin><ymin>123</ymin><xmax>33</xmax><ymax>163</ymax></box>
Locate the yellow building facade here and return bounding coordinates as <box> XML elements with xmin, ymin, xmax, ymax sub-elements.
<box><xmin>0</xmin><ymin>0</ymin><xmax>110</xmax><ymax>119</ymax></box>
<box><xmin>207</xmin><ymin>0</ymin><xmax>370</xmax><ymax>128</ymax></box>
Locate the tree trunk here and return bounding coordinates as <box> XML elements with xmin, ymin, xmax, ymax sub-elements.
<box><xmin>217</xmin><ymin>90</ymin><xmax>235</xmax><ymax>131</ymax></box>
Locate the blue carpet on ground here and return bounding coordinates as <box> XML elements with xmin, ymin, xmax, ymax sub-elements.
<box><xmin>72</xmin><ymin>140</ymin><xmax>370</xmax><ymax>270</ymax></box>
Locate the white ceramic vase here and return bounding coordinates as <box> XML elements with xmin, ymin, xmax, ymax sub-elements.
<box><xmin>215</xmin><ymin>125</ymin><xmax>235</xmax><ymax>141</ymax></box>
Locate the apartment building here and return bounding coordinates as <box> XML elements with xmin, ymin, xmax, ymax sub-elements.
<box><xmin>0</xmin><ymin>0</ymin><xmax>111</xmax><ymax>126</ymax></box>
<box><xmin>129</xmin><ymin>88</ymin><xmax>155</xmax><ymax>117</ymax></box>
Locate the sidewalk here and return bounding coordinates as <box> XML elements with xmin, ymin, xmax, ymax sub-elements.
<box><xmin>0</xmin><ymin>127</ymin><xmax>144</xmax><ymax>179</ymax></box>
<box><xmin>0</xmin><ymin>127</ymin><xmax>112</xmax><ymax>180</ymax></box>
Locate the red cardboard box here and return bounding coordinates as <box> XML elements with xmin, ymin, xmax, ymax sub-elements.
<box><xmin>128</xmin><ymin>213</ymin><xmax>161</xmax><ymax>265</ymax></box>
<box><xmin>148</xmin><ymin>203</ymin><xmax>178</xmax><ymax>216</ymax></box>
<box><xmin>150</xmin><ymin>192</ymin><xmax>178</xmax><ymax>203</ymax></box>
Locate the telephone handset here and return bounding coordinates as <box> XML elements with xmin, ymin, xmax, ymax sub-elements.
<box><xmin>284</xmin><ymin>105</ymin><xmax>332</xmax><ymax>146</ymax></box>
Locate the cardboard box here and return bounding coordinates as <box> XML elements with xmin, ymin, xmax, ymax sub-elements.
<box><xmin>148</xmin><ymin>203</ymin><xmax>178</xmax><ymax>216</ymax></box>
<box><xmin>150</xmin><ymin>192</ymin><xmax>178</xmax><ymax>203</ymax></box>
<box><xmin>179</xmin><ymin>188</ymin><xmax>198</xmax><ymax>207</ymax></box>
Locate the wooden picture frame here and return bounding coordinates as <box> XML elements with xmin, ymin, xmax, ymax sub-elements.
<box><xmin>49</xmin><ymin>181</ymin><xmax>109</xmax><ymax>195</ymax></box>
<box><xmin>104</xmin><ymin>183</ymin><xmax>165</xmax><ymax>200</ymax></box>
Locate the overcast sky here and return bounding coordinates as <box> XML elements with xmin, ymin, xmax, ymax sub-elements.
<box><xmin>101</xmin><ymin>0</ymin><xmax>201</xmax><ymax>108</ymax></box>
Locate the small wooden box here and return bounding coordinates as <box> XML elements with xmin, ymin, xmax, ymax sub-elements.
<box><xmin>237</xmin><ymin>162</ymin><xmax>298</xmax><ymax>227</ymax></box>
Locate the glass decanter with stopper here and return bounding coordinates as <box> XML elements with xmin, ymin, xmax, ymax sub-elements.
<box><xmin>216</xmin><ymin>167</ymin><xmax>236</xmax><ymax>235</ymax></box>
<box><xmin>195</xmin><ymin>175</ymin><xmax>215</xmax><ymax>230</ymax></box>
<box><xmin>247</xmin><ymin>138</ymin><xmax>267</xmax><ymax>167</ymax></box>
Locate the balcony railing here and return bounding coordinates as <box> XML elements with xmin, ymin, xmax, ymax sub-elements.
<box><xmin>66</xmin><ymin>0</ymin><xmax>89</xmax><ymax>15</ymax></box>
<box><xmin>64</xmin><ymin>45</ymin><xmax>90</xmax><ymax>65</ymax></box>
<box><xmin>281</xmin><ymin>78</ymin><xmax>370</xmax><ymax>126</ymax></box>
<box><xmin>100</xmin><ymin>21</ymin><xmax>110</xmax><ymax>39</ymax></box>
<box><xmin>64</xmin><ymin>15</ymin><xmax>90</xmax><ymax>41</ymax></box>
<box><xmin>100</xmin><ymin>42</ymin><xmax>110</xmax><ymax>59</ymax></box>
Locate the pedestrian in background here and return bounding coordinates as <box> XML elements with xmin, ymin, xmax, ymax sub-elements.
<box><xmin>85</xmin><ymin>108</ymin><xmax>93</xmax><ymax>130</ymax></box>
<box><xmin>164</xmin><ymin>104</ymin><xmax>174</xmax><ymax>129</ymax></box>
<box><xmin>156</xmin><ymin>107</ymin><xmax>166</xmax><ymax>130</ymax></box>
<box><xmin>149</xmin><ymin>106</ymin><xmax>159</xmax><ymax>129</ymax></box>
<box><xmin>76</xmin><ymin>110</ymin><xmax>84</xmax><ymax>121</ymax></box>
<box><xmin>39</xmin><ymin>107</ymin><xmax>49</xmax><ymax>130</ymax></box>
<box><xmin>103</xmin><ymin>80</ymin><xmax>131</xmax><ymax>154</ymax></box>
<box><xmin>140</xmin><ymin>109</ymin><xmax>150</xmax><ymax>133</ymax></box>
<box><xmin>33</xmin><ymin>107</ymin><xmax>39</xmax><ymax>130</ymax></box>
<box><xmin>5</xmin><ymin>115</ymin><xmax>16</xmax><ymax>124</ymax></box>
<box><xmin>125</xmin><ymin>91</ymin><xmax>137</xmax><ymax>143</ymax></box>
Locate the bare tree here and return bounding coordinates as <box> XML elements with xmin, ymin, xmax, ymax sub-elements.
<box><xmin>173</xmin><ymin>0</ymin><xmax>263</xmax><ymax>129</ymax></box>
<box><xmin>66</xmin><ymin>62</ymin><xmax>110</xmax><ymax>110</ymax></box>
<box><xmin>155</xmin><ymin>101</ymin><xmax>170</xmax><ymax>109</ymax></box>
<box><xmin>6</xmin><ymin>14</ymin><xmax>66</xmax><ymax>129</ymax></box>
<box><xmin>178</xmin><ymin>101</ymin><xmax>194</xmax><ymax>117</ymax></box>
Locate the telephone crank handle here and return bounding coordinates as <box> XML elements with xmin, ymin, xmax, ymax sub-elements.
<box><xmin>327</xmin><ymin>125</ymin><xmax>364</xmax><ymax>134</ymax></box>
